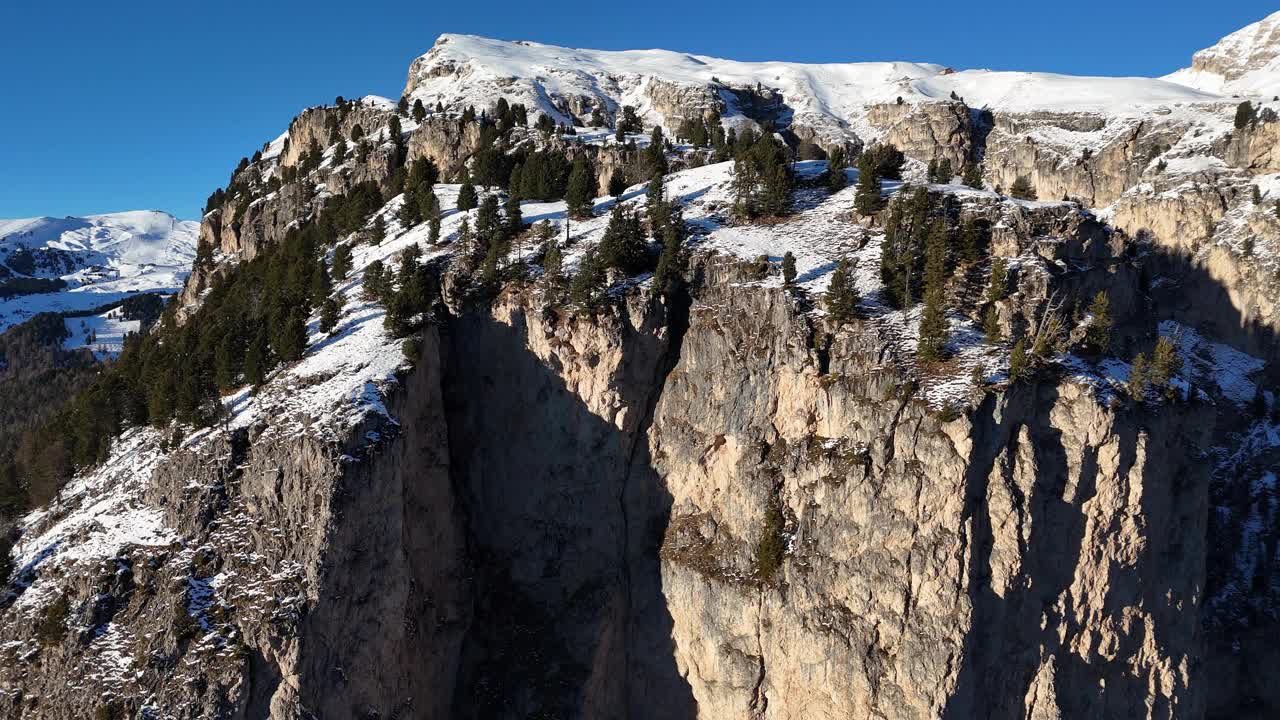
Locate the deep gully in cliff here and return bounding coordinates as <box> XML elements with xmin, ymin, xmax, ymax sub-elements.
<box><xmin>617</xmin><ymin>279</ymin><xmax>694</xmax><ymax>695</ymax></box>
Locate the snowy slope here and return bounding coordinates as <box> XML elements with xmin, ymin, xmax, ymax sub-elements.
<box><xmin>1164</xmin><ymin>11</ymin><xmax>1280</xmax><ymax>97</ymax></box>
<box><xmin>0</xmin><ymin>210</ymin><xmax>197</xmax><ymax>332</ymax></box>
<box><xmin>404</xmin><ymin>33</ymin><xmax>1225</xmax><ymax>140</ymax></box>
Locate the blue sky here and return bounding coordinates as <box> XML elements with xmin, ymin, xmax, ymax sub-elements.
<box><xmin>0</xmin><ymin>0</ymin><xmax>1273</xmax><ymax>220</ymax></box>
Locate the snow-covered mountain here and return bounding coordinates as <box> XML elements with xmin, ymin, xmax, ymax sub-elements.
<box><xmin>404</xmin><ymin>33</ymin><xmax>1225</xmax><ymax>149</ymax></box>
<box><xmin>0</xmin><ymin>210</ymin><xmax>197</xmax><ymax>333</ymax></box>
<box><xmin>1164</xmin><ymin>10</ymin><xmax>1280</xmax><ymax>97</ymax></box>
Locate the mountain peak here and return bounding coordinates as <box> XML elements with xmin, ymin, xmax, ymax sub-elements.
<box><xmin>1164</xmin><ymin>11</ymin><xmax>1280</xmax><ymax>96</ymax></box>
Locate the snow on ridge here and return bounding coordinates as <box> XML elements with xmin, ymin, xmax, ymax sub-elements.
<box><xmin>406</xmin><ymin>32</ymin><xmax>1231</xmax><ymax>132</ymax></box>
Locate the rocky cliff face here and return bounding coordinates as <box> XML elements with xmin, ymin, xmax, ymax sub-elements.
<box><xmin>4</xmin><ymin>23</ymin><xmax>1280</xmax><ymax>720</ymax></box>
<box><xmin>0</xmin><ymin>252</ymin><xmax>1227</xmax><ymax>719</ymax></box>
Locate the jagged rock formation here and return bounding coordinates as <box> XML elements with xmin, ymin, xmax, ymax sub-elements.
<box><xmin>3</xmin><ymin>17</ymin><xmax>1280</xmax><ymax>720</ymax></box>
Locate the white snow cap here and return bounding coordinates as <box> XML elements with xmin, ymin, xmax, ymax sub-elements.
<box><xmin>404</xmin><ymin>32</ymin><xmax>1224</xmax><ymax>130</ymax></box>
<box><xmin>1164</xmin><ymin>10</ymin><xmax>1280</xmax><ymax>97</ymax></box>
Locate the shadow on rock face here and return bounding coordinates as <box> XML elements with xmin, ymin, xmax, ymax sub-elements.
<box><xmin>441</xmin><ymin>289</ymin><xmax>697</xmax><ymax>720</ymax></box>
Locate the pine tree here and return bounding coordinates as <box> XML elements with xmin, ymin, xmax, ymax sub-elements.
<box><xmin>274</xmin><ymin>308</ymin><xmax>308</xmax><ymax>363</ymax></box>
<box><xmin>457</xmin><ymin>182</ymin><xmax>478</xmax><ymax>211</ymax></box>
<box><xmin>1235</xmin><ymin>100</ymin><xmax>1257</xmax><ymax>129</ymax></box>
<box><xmin>244</xmin><ymin>326</ymin><xmax>272</xmax><ymax>387</ymax></box>
<box><xmin>503</xmin><ymin>194</ymin><xmax>523</xmax><ymax>239</ymax></box>
<box><xmin>1084</xmin><ymin>291</ymin><xmax>1112</xmax><ymax>355</ymax></box>
<box><xmin>1010</xmin><ymin>176</ymin><xmax>1037</xmax><ymax>200</ymax></box>
<box><xmin>428</xmin><ymin>212</ymin><xmax>442</xmax><ymax>245</ymax></box>
<box><xmin>917</xmin><ymin>219</ymin><xmax>950</xmax><ymax>362</ymax></box>
<box><xmin>854</xmin><ymin>154</ymin><xmax>884</xmax><ymax>215</ymax></box>
<box><xmin>983</xmin><ymin>305</ymin><xmax>1002</xmax><ymax>342</ymax></box>
<box><xmin>962</xmin><ymin>162</ymin><xmax>983</xmax><ymax>189</ymax></box>
<box><xmin>608</xmin><ymin>171</ymin><xmax>627</xmax><ymax>198</ymax></box>
<box><xmin>827</xmin><ymin>147</ymin><xmax>847</xmax><ymax>192</ymax></box>
<box><xmin>320</xmin><ymin>294</ymin><xmax>341</xmax><ymax>334</ymax></box>
<box><xmin>732</xmin><ymin>133</ymin><xmax>793</xmax><ymax>220</ymax></box>
<box><xmin>370</xmin><ymin>215</ymin><xmax>387</xmax><ymax>244</ymax></box>
<box><xmin>1253</xmin><ymin>185</ymin><xmax>1264</xmax><ymax>205</ymax></box>
<box><xmin>397</xmin><ymin>96</ymin><xmax>409</xmax><ymax>115</ymax></box>
<box><xmin>985</xmin><ymin>257</ymin><xmax>1008</xmax><ymax>302</ymax></box>
<box><xmin>958</xmin><ymin>215</ymin><xmax>983</xmax><ymax>264</ymax></box>
<box><xmin>333</xmin><ymin>139</ymin><xmax>348</xmax><ymax>164</ymax></box>
<box><xmin>542</xmin><ymin>233</ymin><xmax>563</xmax><ymax>287</ymax></box>
<box><xmin>362</xmin><ymin>260</ymin><xmax>387</xmax><ymax>302</ymax></box>
<box><xmin>1150</xmin><ymin>335</ymin><xmax>1183</xmax><ymax>398</ymax></box>
<box><xmin>644</xmin><ymin>126</ymin><xmax>668</xmax><ymax>179</ymax></box>
<box><xmin>565</xmin><ymin>155</ymin><xmax>595</xmax><ymax>218</ymax></box>
<box><xmin>350</xmin><ymin>124</ymin><xmax>364</xmax><ymax>141</ymax></box>
<box><xmin>597</xmin><ymin>204</ymin><xmax>646</xmax><ymax>274</ymax></box>
<box><xmin>310</xmin><ymin>261</ymin><xmax>333</xmax><ymax>306</ymax></box>
<box><xmin>412</xmin><ymin>99</ymin><xmax>427</xmax><ymax>122</ymax></box>
<box><xmin>332</xmin><ymin>243</ymin><xmax>353</xmax><ymax>279</ymax></box>
<box><xmin>1008</xmin><ymin>339</ymin><xmax>1028</xmax><ymax>383</ymax></box>
<box><xmin>652</xmin><ymin>221</ymin><xmax>685</xmax><ymax>294</ymax></box>
<box><xmin>1128</xmin><ymin>351</ymin><xmax>1150</xmax><ymax>400</ymax></box>
<box><xmin>825</xmin><ymin>258</ymin><xmax>859</xmax><ymax>323</ymax></box>
<box><xmin>569</xmin><ymin>249</ymin><xmax>606</xmax><ymax>306</ymax></box>
<box><xmin>782</xmin><ymin>252</ymin><xmax>797</xmax><ymax>285</ymax></box>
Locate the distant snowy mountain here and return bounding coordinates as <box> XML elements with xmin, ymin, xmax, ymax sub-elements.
<box><xmin>0</xmin><ymin>210</ymin><xmax>197</xmax><ymax>333</ymax></box>
<box><xmin>1165</xmin><ymin>10</ymin><xmax>1280</xmax><ymax>97</ymax></box>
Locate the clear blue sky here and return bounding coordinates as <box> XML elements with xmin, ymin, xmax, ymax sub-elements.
<box><xmin>0</xmin><ymin>0</ymin><xmax>1273</xmax><ymax>220</ymax></box>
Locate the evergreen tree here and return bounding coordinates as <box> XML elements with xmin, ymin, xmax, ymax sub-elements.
<box><xmin>565</xmin><ymin>155</ymin><xmax>596</xmax><ymax>218</ymax></box>
<box><xmin>597</xmin><ymin>204</ymin><xmax>647</xmax><ymax>274</ymax></box>
<box><xmin>214</xmin><ymin>329</ymin><xmax>244</xmax><ymax>390</ymax></box>
<box><xmin>1010</xmin><ymin>176</ymin><xmax>1037</xmax><ymax>200</ymax></box>
<box><xmin>362</xmin><ymin>260</ymin><xmax>387</xmax><ymax>302</ymax></box>
<box><xmin>652</xmin><ymin>215</ymin><xmax>686</xmax><ymax>295</ymax></box>
<box><xmin>1235</xmin><ymin>100</ymin><xmax>1257</xmax><ymax>129</ymax></box>
<box><xmin>732</xmin><ymin>133</ymin><xmax>793</xmax><ymax>219</ymax></box>
<box><xmin>962</xmin><ymin>162</ymin><xmax>983</xmax><ymax>189</ymax></box>
<box><xmin>457</xmin><ymin>182</ymin><xmax>479</xmax><ymax>211</ymax></box>
<box><xmin>608</xmin><ymin>171</ymin><xmax>627</xmax><ymax>198</ymax></box>
<box><xmin>782</xmin><ymin>251</ymin><xmax>797</xmax><ymax>285</ymax></box>
<box><xmin>644</xmin><ymin>126</ymin><xmax>668</xmax><ymax>179</ymax></box>
<box><xmin>983</xmin><ymin>305</ymin><xmax>1002</xmax><ymax>342</ymax></box>
<box><xmin>503</xmin><ymin>194</ymin><xmax>523</xmax><ymax>239</ymax></box>
<box><xmin>1084</xmin><ymin>291</ymin><xmax>1112</xmax><ymax>355</ymax></box>
<box><xmin>320</xmin><ymin>294</ymin><xmax>341</xmax><ymax>334</ymax></box>
<box><xmin>332</xmin><ymin>243</ymin><xmax>353</xmax><ymax>279</ymax></box>
<box><xmin>244</xmin><ymin>326</ymin><xmax>272</xmax><ymax>387</ymax></box>
<box><xmin>333</xmin><ymin>139</ymin><xmax>348</xmax><ymax>164</ymax></box>
<box><xmin>985</xmin><ymin>257</ymin><xmax>1009</xmax><ymax>302</ymax></box>
<box><xmin>917</xmin><ymin>219</ymin><xmax>950</xmax><ymax>362</ymax></box>
<box><xmin>397</xmin><ymin>96</ymin><xmax>409</xmax><ymax>115</ymax></box>
<box><xmin>1150</xmin><ymin>335</ymin><xmax>1183</xmax><ymax>398</ymax></box>
<box><xmin>540</xmin><ymin>230</ymin><xmax>560</xmax><ymax>284</ymax></box>
<box><xmin>825</xmin><ymin>258</ymin><xmax>859</xmax><ymax>323</ymax></box>
<box><xmin>310</xmin><ymin>261</ymin><xmax>333</xmax><ymax>307</ymax></box>
<box><xmin>1253</xmin><ymin>185</ymin><xmax>1264</xmax><ymax>205</ymax></box>
<box><xmin>1008</xmin><ymin>339</ymin><xmax>1028</xmax><ymax>382</ymax></box>
<box><xmin>273</xmin><ymin>308</ymin><xmax>308</xmax><ymax>363</ymax></box>
<box><xmin>854</xmin><ymin>154</ymin><xmax>885</xmax><ymax>215</ymax></box>
<box><xmin>350</xmin><ymin>124</ymin><xmax>364</xmax><ymax>141</ymax></box>
<box><xmin>935</xmin><ymin>158</ymin><xmax>953</xmax><ymax>183</ymax></box>
<box><xmin>1128</xmin><ymin>351</ymin><xmax>1150</xmax><ymax>400</ymax></box>
<box><xmin>827</xmin><ymin>147</ymin><xmax>847</xmax><ymax>192</ymax></box>
<box><xmin>958</xmin><ymin>215</ymin><xmax>983</xmax><ymax>264</ymax></box>
<box><xmin>412</xmin><ymin>99</ymin><xmax>427</xmax><ymax>122</ymax></box>
<box><xmin>369</xmin><ymin>215</ymin><xmax>387</xmax><ymax>245</ymax></box>
<box><xmin>569</xmin><ymin>249</ymin><xmax>606</xmax><ymax>306</ymax></box>
<box><xmin>428</xmin><ymin>211</ymin><xmax>442</xmax><ymax>245</ymax></box>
